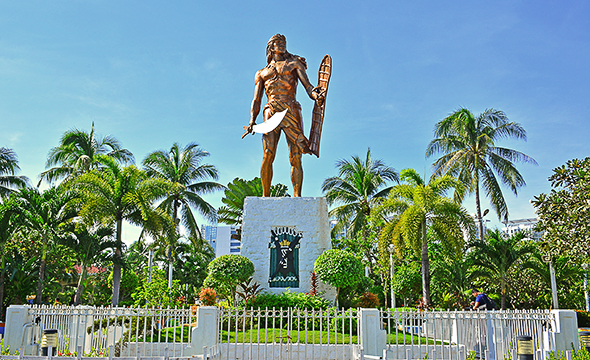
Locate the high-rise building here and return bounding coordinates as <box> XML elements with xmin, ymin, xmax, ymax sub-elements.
<box><xmin>501</xmin><ymin>218</ymin><xmax>542</xmax><ymax>241</ymax></box>
<box><xmin>201</xmin><ymin>225</ymin><xmax>240</xmax><ymax>257</ymax></box>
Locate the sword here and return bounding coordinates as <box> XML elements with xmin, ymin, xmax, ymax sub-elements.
<box><xmin>241</xmin><ymin>109</ymin><xmax>288</xmax><ymax>139</ymax></box>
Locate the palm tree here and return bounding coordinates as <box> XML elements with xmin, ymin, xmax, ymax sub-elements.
<box><xmin>74</xmin><ymin>156</ymin><xmax>170</xmax><ymax>305</ymax></box>
<box><xmin>142</xmin><ymin>143</ymin><xmax>225</xmax><ymax>287</ymax></box>
<box><xmin>61</xmin><ymin>224</ymin><xmax>115</xmax><ymax>305</ymax></box>
<box><xmin>468</xmin><ymin>229</ymin><xmax>536</xmax><ymax>309</ymax></box>
<box><xmin>217</xmin><ymin>177</ymin><xmax>289</xmax><ymax>227</ymax></box>
<box><xmin>142</xmin><ymin>143</ymin><xmax>225</xmax><ymax>242</ymax></box>
<box><xmin>0</xmin><ymin>147</ymin><xmax>28</xmax><ymax>197</ymax></box>
<box><xmin>39</xmin><ymin>122</ymin><xmax>133</xmax><ymax>185</ymax></box>
<box><xmin>426</xmin><ymin>108</ymin><xmax>537</xmax><ymax>239</ymax></box>
<box><xmin>322</xmin><ymin>148</ymin><xmax>399</xmax><ymax>239</ymax></box>
<box><xmin>12</xmin><ymin>187</ymin><xmax>78</xmax><ymax>304</ymax></box>
<box><xmin>376</xmin><ymin>168</ymin><xmax>475</xmax><ymax>306</ymax></box>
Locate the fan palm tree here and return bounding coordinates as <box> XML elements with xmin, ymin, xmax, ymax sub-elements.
<box><xmin>39</xmin><ymin>122</ymin><xmax>134</xmax><ymax>185</ymax></box>
<box><xmin>468</xmin><ymin>229</ymin><xmax>536</xmax><ymax>309</ymax></box>
<box><xmin>12</xmin><ymin>186</ymin><xmax>78</xmax><ymax>304</ymax></box>
<box><xmin>217</xmin><ymin>177</ymin><xmax>289</xmax><ymax>227</ymax></box>
<box><xmin>74</xmin><ymin>156</ymin><xmax>170</xmax><ymax>305</ymax></box>
<box><xmin>426</xmin><ymin>108</ymin><xmax>537</xmax><ymax>239</ymax></box>
<box><xmin>322</xmin><ymin>148</ymin><xmax>399</xmax><ymax>239</ymax></box>
<box><xmin>376</xmin><ymin>168</ymin><xmax>475</xmax><ymax>305</ymax></box>
<box><xmin>0</xmin><ymin>147</ymin><xmax>28</xmax><ymax>197</ymax></box>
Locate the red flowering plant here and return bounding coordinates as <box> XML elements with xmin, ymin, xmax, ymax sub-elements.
<box><xmin>199</xmin><ymin>288</ymin><xmax>217</xmax><ymax>306</ymax></box>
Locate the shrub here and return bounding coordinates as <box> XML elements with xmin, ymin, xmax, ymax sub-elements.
<box><xmin>576</xmin><ymin>310</ymin><xmax>590</xmax><ymax>327</ymax></box>
<box><xmin>199</xmin><ymin>288</ymin><xmax>217</xmax><ymax>306</ymax></box>
<box><xmin>356</xmin><ymin>292</ymin><xmax>379</xmax><ymax>308</ymax></box>
<box><xmin>246</xmin><ymin>291</ymin><xmax>331</xmax><ymax>310</ymax></box>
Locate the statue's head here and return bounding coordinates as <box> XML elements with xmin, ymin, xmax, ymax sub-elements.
<box><xmin>266</xmin><ymin>34</ymin><xmax>287</xmax><ymax>64</ymax></box>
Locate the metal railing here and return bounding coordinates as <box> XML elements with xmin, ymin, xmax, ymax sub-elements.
<box><xmin>380</xmin><ymin>309</ymin><xmax>555</xmax><ymax>360</ymax></box>
<box><xmin>23</xmin><ymin>305</ymin><xmax>194</xmax><ymax>358</ymax></box>
<box><xmin>214</xmin><ymin>307</ymin><xmax>360</xmax><ymax>360</ymax></box>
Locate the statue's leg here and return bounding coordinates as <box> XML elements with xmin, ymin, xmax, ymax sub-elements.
<box><xmin>285</xmin><ymin>106</ymin><xmax>305</xmax><ymax>197</ymax></box>
<box><xmin>288</xmin><ymin>142</ymin><xmax>303</xmax><ymax>197</ymax></box>
<box><xmin>262</xmin><ymin>126</ymin><xmax>280</xmax><ymax>197</ymax></box>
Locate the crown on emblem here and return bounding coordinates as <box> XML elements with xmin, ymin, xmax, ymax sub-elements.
<box><xmin>279</xmin><ymin>239</ymin><xmax>290</xmax><ymax>247</ymax></box>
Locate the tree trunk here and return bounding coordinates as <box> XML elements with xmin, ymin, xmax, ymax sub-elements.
<box><xmin>112</xmin><ymin>218</ymin><xmax>123</xmax><ymax>306</ymax></box>
<box><xmin>421</xmin><ymin>220</ymin><xmax>431</xmax><ymax>306</ymax></box>
<box><xmin>475</xmin><ymin>177</ymin><xmax>484</xmax><ymax>240</ymax></box>
<box><xmin>74</xmin><ymin>263</ymin><xmax>88</xmax><ymax>305</ymax></box>
<box><xmin>0</xmin><ymin>262</ymin><xmax>5</xmax><ymax>320</ymax></box>
<box><xmin>501</xmin><ymin>278</ymin><xmax>506</xmax><ymax>310</ymax></box>
<box><xmin>36</xmin><ymin>234</ymin><xmax>48</xmax><ymax>304</ymax></box>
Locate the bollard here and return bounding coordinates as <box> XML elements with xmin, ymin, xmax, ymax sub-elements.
<box><xmin>580</xmin><ymin>331</ymin><xmax>590</xmax><ymax>352</ymax></box>
<box><xmin>41</xmin><ymin>329</ymin><xmax>58</xmax><ymax>356</ymax></box>
<box><xmin>516</xmin><ymin>336</ymin><xmax>533</xmax><ymax>360</ymax></box>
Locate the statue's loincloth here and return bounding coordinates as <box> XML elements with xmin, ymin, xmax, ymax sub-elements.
<box><xmin>264</xmin><ymin>100</ymin><xmax>310</xmax><ymax>154</ymax></box>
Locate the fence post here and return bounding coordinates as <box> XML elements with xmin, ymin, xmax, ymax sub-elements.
<box><xmin>185</xmin><ymin>306</ymin><xmax>219</xmax><ymax>356</ymax></box>
<box><xmin>486</xmin><ymin>313</ymin><xmax>497</xmax><ymax>360</ymax></box>
<box><xmin>4</xmin><ymin>305</ymin><xmax>32</xmax><ymax>355</ymax></box>
<box><xmin>359</xmin><ymin>308</ymin><xmax>386</xmax><ymax>357</ymax></box>
<box><xmin>550</xmin><ymin>310</ymin><xmax>579</xmax><ymax>352</ymax></box>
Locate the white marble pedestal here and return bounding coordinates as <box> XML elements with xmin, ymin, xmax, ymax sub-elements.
<box><xmin>241</xmin><ymin>197</ymin><xmax>335</xmax><ymax>300</ymax></box>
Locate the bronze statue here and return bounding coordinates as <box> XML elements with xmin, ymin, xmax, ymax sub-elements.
<box><xmin>243</xmin><ymin>34</ymin><xmax>330</xmax><ymax>197</ymax></box>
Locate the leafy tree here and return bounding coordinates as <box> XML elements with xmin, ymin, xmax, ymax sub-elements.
<box><xmin>430</xmin><ymin>255</ymin><xmax>472</xmax><ymax>308</ymax></box>
<box><xmin>532</xmin><ymin>157</ymin><xmax>590</xmax><ymax>262</ymax></box>
<box><xmin>217</xmin><ymin>177</ymin><xmax>289</xmax><ymax>227</ymax></box>
<box><xmin>314</xmin><ymin>249</ymin><xmax>364</xmax><ymax>306</ymax></box>
<box><xmin>12</xmin><ymin>186</ymin><xmax>78</xmax><ymax>304</ymax></box>
<box><xmin>74</xmin><ymin>157</ymin><xmax>169</xmax><ymax>305</ymax></box>
<box><xmin>0</xmin><ymin>202</ymin><xmax>18</xmax><ymax>317</ymax></box>
<box><xmin>203</xmin><ymin>255</ymin><xmax>254</xmax><ymax>306</ymax></box>
<box><xmin>60</xmin><ymin>224</ymin><xmax>115</xmax><ymax>305</ymax></box>
<box><xmin>426</xmin><ymin>108</ymin><xmax>537</xmax><ymax>239</ymax></box>
<box><xmin>375</xmin><ymin>168</ymin><xmax>475</xmax><ymax>306</ymax></box>
<box><xmin>0</xmin><ymin>147</ymin><xmax>28</xmax><ymax>197</ymax></box>
<box><xmin>322</xmin><ymin>148</ymin><xmax>398</xmax><ymax>275</ymax></box>
<box><xmin>467</xmin><ymin>229</ymin><xmax>536</xmax><ymax>309</ymax></box>
<box><xmin>390</xmin><ymin>260</ymin><xmax>422</xmax><ymax>307</ymax></box>
<box><xmin>39</xmin><ymin>123</ymin><xmax>133</xmax><ymax>185</ymax></box>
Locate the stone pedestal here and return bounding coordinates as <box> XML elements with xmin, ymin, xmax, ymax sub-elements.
<box><xmin>241</xmin><ymin>197</ymin><xmax>335</xmax><ymax>300</ymax></box>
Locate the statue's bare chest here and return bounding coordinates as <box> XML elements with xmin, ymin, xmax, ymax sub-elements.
<box><xmin>260</xmin><ymin>60</ymin><xmax>299</xmax><ymax>89</ymax></box>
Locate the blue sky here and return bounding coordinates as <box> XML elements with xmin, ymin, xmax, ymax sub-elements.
<box><xmin>1</xmin><ymin>1</ymin><xmax>589</xmax><ymax>242</ymax></box>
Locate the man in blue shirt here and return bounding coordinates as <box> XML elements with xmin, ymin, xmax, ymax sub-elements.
<box><xmin>471</xmin><ymin>288</ymin><xmax>490</xmax><ymax>310</ymax></box>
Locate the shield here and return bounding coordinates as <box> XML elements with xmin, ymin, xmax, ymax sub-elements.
<box><xmin>308</xmin><ymin>54</ymin><xmax>332</xmax><ymax>157</ymax></box>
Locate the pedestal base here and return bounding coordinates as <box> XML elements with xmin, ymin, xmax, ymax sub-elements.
<box><xmin>241</xmin><ymin>197</ymin><xmax>335</xmax><ymax>301</ymax></box>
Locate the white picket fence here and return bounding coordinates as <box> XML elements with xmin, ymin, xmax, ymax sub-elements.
<box><xmin>380</xmin><ymin>309</ymin><xmax>555</xmax><ymax>360</ymax></box>
<box><xmin>2</xmin><ymin>305</ymin><xmax>579</xmax><ymax>360</ymax></box>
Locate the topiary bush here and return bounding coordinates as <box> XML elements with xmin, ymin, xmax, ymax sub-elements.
<box><xmin>203</xmin><ymin>255</ymin><xmax>254</xmax><ymax>306</ymax></box>
<box><xmin>314</xmin><ymin>249</ymin><xmax>364</xmax><ymax>306</ymax></box>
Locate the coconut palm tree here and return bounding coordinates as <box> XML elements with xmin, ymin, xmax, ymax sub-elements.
<box><xmin>426</xmin><ymin>108</ymin><xmax>537</xmax><ymax>239</ymax></box>
<box><xmin>376</xmin><ymin>168</ymin><xmax>475</xmax><ymax>306</ymax></box>
<box><xmin>39</xmin><ymin>122</ymin><xmax>133</xmax><ymax>185</ymax></box>
<box><xmin>468</xmin><ymin>229</ymin><xmax>536</xmax><ymax>309</ymax></box>
<box><xmin>322</xmin><ymin>148</ymin><xmax>398</xmax><ymax>238</ymax></box>
<box><xmin>0</xmin><ymin>147</ymin><xmax>28</xmax><ymax>198</ymax></box>
<box><xmin>142</xmin><ymin>143</ymin><xmax>225</xmax><ymax>244</ymax></box>
<box><xmin>74</xmin><ymin>156</ymin><xmax>170</xmax><ymax>305</ymax></box>
<box><xmin>12</xmin><ymin>186</ymin><xmax>79</xmax><ymax>304</ymax></box>
<box><xmin>142</xmin><ymin>143</ymin><xmax>225</xmax><ymax>287</ymax></box>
